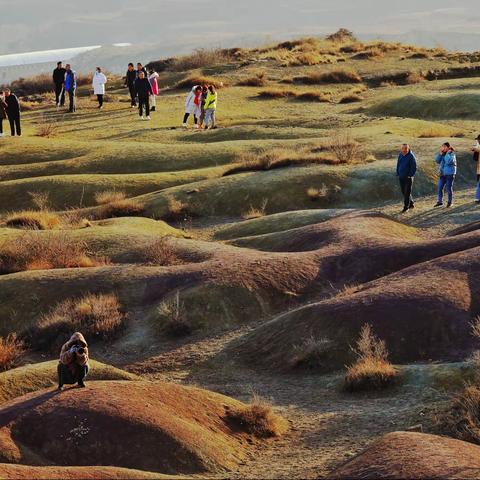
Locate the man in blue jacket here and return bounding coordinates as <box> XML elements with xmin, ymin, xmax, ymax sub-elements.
<box><xmin>396</xmin><ymin>144</ymin><xmax>417</xmax><ymax>213</ymax></box>
<box><xmin>64</xmin><ymin>64</ymin><xmax>77</xmax><ymax>113</ymax></box>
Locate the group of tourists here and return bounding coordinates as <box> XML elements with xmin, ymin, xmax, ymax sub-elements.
<box><xmin>0</xmin><ymin>89</ymin><xmax>21</xmax><ymax>136</ymax></box>
<box><xmin>396</xmin><ymin>138</ymin><xmax>480</xmax><ymax>212</ymax></box>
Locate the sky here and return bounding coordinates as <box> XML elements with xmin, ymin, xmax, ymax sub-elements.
<box><xmin>2</xmin><ymin>0</ymin><xmax>480</xmax><ymax>55</ymax></box>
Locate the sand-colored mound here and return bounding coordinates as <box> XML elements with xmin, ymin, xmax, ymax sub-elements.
<box><xmin>0</xmin><ymin>381</ymin><xmax>255</xmax><ymax>474</ymax></box>
<box><xmin>226</xmin><ymin>246</ymin><xmax>480</xmax><ymax>371</ymax></box>
<box><xmin>329</xmin><ymin>431</ymin><xmax>480</xmax><ymax>479</ymax></box>
<box><xmin>0</xmin><ymin>464</ymin><xmax>173</xmax><ymax>480</ymax></box>
<box><xmin>0</xmin><ymin>360</ymin><xmax>139</xmax><ymax>405</ymax></box>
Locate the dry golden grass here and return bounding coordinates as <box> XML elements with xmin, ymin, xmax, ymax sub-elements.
<box><xmin>143</xmin><ymin>237</ymin><xmax>183</xmax><ymax>266</ymax></box>
<box><xmin>418</xmin><ymin>126</ymin><xmax>462</xmax><ymax>138</ymax></box>
<box><xmin>94</xmin><ymin>190</ymin><xmax>127</xmax><ymax>205</ymax></box>
<box><xmin>406</xmin><ymin>72</ymin><xmax>425</xmax><ymax>84</ymax></box>
<box><xmin>226</xmin><ymin>394</ymin><xmax>288</xmax><ymax>438</ymax></box>
<box><xmin>174</xmin><ymin>75</ymin><xmax>227</xmax><ymax>90</ymax></box>
<box><xmin>156</xmin><ymin>291</ymin><xmax>192</xmax><ymax>337</ymax></box>
<box><xmin>237</xmin><ymin>71</ymin><xmax>268</xmax><ymax>87</ymax></box>
<box><xmin>163</xmin><ymin>198</ymin><xmax>189</xmax><ymax>222</ymax></box>
<box><xmin>306</xmin><ymin>185</ymin><xmax>330</xmax><ymax>201</ymax></box>
<box><xmin>257</xmin><ymin>89</ymin><xmax>296</xmax><ymax>99</ymax></box>
<box><xmin>0</xmin><ymin>334</ymin><xmax>24</xmax><ymax>372</ymax></box>
<box><xmin>435</xmin><ymin>384</ymin><xmax>480</xmax><ymax>444</ymax></box>
<box><xmin>242</xmin><ymin>199</ymin><xmax>268</xmax><ymax>220</ymax></box>
<box><xmin>329</xmin><ymin>131</ymin><xmax>362</xmax><ymax>164</ymax></box>
<box><xmin>295</xmin><ymin>91</ymin><xmax>331</xmax><ymax>103</ymax></box>
<box><xmin>339</xmin><ymin>93</ymin><xmax>364</xmax><ymax>104</ymax></box>
<box><xmin>36</xmin><ymin>115</ymin><xmax>60</xmax><ymax>138</ymax></box>
<box><xmin>292</xmin><ymin>69</ymin><xmax>362</xmax><ymax>85</ymax></box>
<box><xmin>170</xmin><ymin>48</ymin><xmax>235</xmax><ymax>71</ymax></box>
<box><xmin>0</xmin><ymin>232</ymin><xmax>107</xmax><ymax>274</ymax></box>
<box><xmin>290</xmin><ymin>336</ymin><xmax>332</xmax><ymax>369</ymax></box>
<box><xmin>326</xmin><ymin>28</ymin><xmax>357</xmax><ymax>43</ymax></box>
<box><xmin>93</xmin><ymin>198</ymin><xmax>146</xmax><ymax>220</ymax></box>
<box><xmin>33</xmin><ymin>293</ymin><xmax>125</xmax><ymax>351</ymax></box>
<box><xmin>344</xmin><ymin>324</ymin><xmax>399</xmax><ymax>392</ymax></box>
<box><xmin>4</xmin><ymin>210</ymin><xmax>61</xmax><ymax>230</ymax></box>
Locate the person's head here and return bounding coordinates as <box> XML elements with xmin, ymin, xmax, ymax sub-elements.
<box><xmin>401</xmin><ymin>144</ymin><xmax>410</xmax><ymax>155</ymax></box>
<box><xmin>66</xmin><ymin>64</ymin><xmax>71</xmax><ymax>71</ymax></box>
<box><xmin>148</xmin><ymin>68</ymin><xmax>154</xmax><ymax>75</ymax></box>
<box><xmin>442</xmin><ymin>142</ymin><xmax>454</xmax><ymax>153</ymax></box>
<box><xmin>128</xmin><ymin>63</ymin><xmax>134</xmax><ymax>70</ymax></box>
<box><xmin>202</xmin><ymin>84</ymin><xmax>209</xmax><ymax>91</ymax></box>
<box><xmin>68</xmin><ymin>332</ymin><xmax>87</xmax><ymax>348</ymax></box>
<box><xmin>137</xmin><ymin>63</ymin><xmax>143</xmax><ymax>70</ymax></box>
<box><xmin>4</xmin><ymin>88</ymin><xmax>11</xmax><ymax>97</ymax></box>
<box><xmin>476</xmin><ymin>134</ymin><xmax>480</xmax><ymax>142</ymax></box>
<box><xmin>96</xmin><ymin>67</ymin><xmax>101</xmax><ymax>73</ymax></box>
<box><xmin>138</xmin><ymin>71</ymin><xmax>145</xmax><ymax>79</ymax></box>
<box><xmin>208</xmin><ymin>85</ymin><xmax>216</xmax><ymax>94</ymax></box>
<box><xmin>195</xmin><ymin>86</ymin><xmax>202</xmax><ymax>93</ymax></box>
<box><xmin>57</xmin><ymin>61</ymin><xmax>63</xmax><ymax>68</ymax></box>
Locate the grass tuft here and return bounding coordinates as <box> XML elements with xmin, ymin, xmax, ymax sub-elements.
<box><xmin>0</xmin><ymin>334</ymin><xmax>24</xmax><ymax>372</ymax></box>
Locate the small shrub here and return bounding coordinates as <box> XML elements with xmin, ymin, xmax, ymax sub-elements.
<box><xmin>94</xmin><ymin>190</ymin><xmax>127</xmax><ymax>205</ymax></box>
<box><xmin>352</xmin><ymin>48</ymin><xmax>384</xmax><ymax>60</ymax></box>
<box><xmin>4</xmin><ymin>211</ymin><xmax>61</xmax><ymax>230</ymax></box>
<box><xmin>36</xmin><ymin>115</ymin><xmax>59</xmax><ymax>138</ymax></box>
<box><xmin>143</xmin><ymin>237</ymin><xmax>182</xmax><ymax>266</ymax></box>
<box><xmin>163</xmin><ymin>198</ymin><xmax>190</xmax><ymax>222</ymax></box>
<box><xmin>170</xmin><ymin>48</ymin><xmax>234</xmax><ymax>71</ymax></box>
<box><xmin>290</xmin><ymin>336</ymin><xmax>332</xmax><ymax>369</ymax></box>
<box><xmin>93</xmin><ymin>198</ymin><xmax>145</xmax><ymax>220</ymax></box>
<box><xmin>339</xmin><ymin>93</ymin><xmax>363</xmax><ymax>104</ymax></box>
<box><xmin>406</xmin><ymin>72</ymin><xmax>425</xmax><ymax>84</ymax></box>
<box><xmin>344</xmin><ymin>324</ymin><xmax>399</xmax><ymax>392</ymax></box>
<box><xmin>156</xmin><ymin>291</ymin><xmax>191</xmax><ymax>337</ymax></box>
<box><xmin>293</xmin><ymin>69</ymin><xmax>362</xmax><ymax>85</ymax></box>
<box><xmin>0</xmin><ymin>334</ymin><xmax>25</xmax><ymax>371</ymax></box>
<box><xmin>226</xmin><ymin>394</ymin><xmax>288</xmax><ymax>438</ymax></box>
<box><xmin>295</xmin><ymin>91</ymin><xmax>331</xmax><ymax>103</ymax></box>
<box><xmin>242</xmin><ymin>199</ymin><xmax>268</xmax><ymax>220</ymax></box>
<box><xmin>174</xmin><ymin>75</ymin><xmax>227</xmax><ymax>90</ymax></box>
<box><xmin>329</xmin><ymin>131</ymin><xmax>361</xmax><ymax>164</ymax></box>
<box><xmin>257</xmin><ymin>89</ymin><xmax>296</xmax><ymax>99</ymax></box>
<box><xmin>306</xmin><ymin>185</ymin><xmax>329</xmax><ymax>201</ymax></box>
<box><xmin>32</xmin><ymin>293</ymin><xmax>125</xmax><ymax>352</ymax></box>
<box><xmin>326</xmin><ymin>28</ymin><xmax>357</xmax><ymax>43</ymax></box>
<box><xmin>29</xmin><ymin>192</ymin><xmax>50</xmax><ymax>211</ymax></box>
<box><xmin>238</xmin><ymin>72</ymin><xmax>268</xmax><ymax>87</ymax></box>
<box><xmin>0</xmin><ymin>233</ymin><xmax>106</xmax><ymax>274</ymax></box>
<box><xmin>418</xmin><ymin>126</ymin><xmax>458</xmax><ymax>138</ymax></box>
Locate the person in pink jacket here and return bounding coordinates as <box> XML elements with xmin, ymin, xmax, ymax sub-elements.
<box><xmin>148</xmin><ymin>69</ymin><xmax>159</xmax><ymax>112</ymax></box>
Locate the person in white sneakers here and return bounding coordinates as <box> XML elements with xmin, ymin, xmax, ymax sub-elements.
<box><xmin>134</xmin><ymin>71</ymin><xmax>153</xmax><ymax>120</ymax></box>
<box><xmin>183</xmin><ymin>85</ymin><xmax>202</xmax><ymax>128</ymax></box>
<box><xmin>92</xmin><ymin>67</ymin><xmax>108</xmax><ymax>109</ymax></box>
<box><xmin>148</xmin><ymin>68</ymin><xmax>159</xmax><ymax>112</ymax></box>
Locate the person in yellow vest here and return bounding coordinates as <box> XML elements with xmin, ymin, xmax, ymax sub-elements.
<box><xmin>204</xmin><ymin>85</ymin><xmax>217</xmax><ymax>130</ymax></box>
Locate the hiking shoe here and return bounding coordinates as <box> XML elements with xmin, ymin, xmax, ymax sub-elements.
<box><xmin>434</xmin><ymin>202</ymin><xmax>443</xmax><ymax>208</ymax></box>
<box><xmin>57</xmin><ymin>385</ymin><xmax>64</xmax><ymax>391</ymax></box>
<box><xmin>78</xmin><ymin>381</ymin><xmax>86</xmax><ymax>388</ymax></box>
<box><xmin>401</xmin><ymin>207</ymin><xmax>409</xmax><ymax>213</ymax></box>
<box><xmin>409</xmin><ymin>202</ymin><xmax>415</xmax><ymax>209</ymax></box>
<box><xmin>446</xmin><ymin>202</ymin><xmax>452</xmax><ymax>208</ymax></box>
<box><xmin>182</xmin><ymin>123</ymin><xmax>187</xmax><ymax>128</ymax></box>
<box><xmin>151</xmin><ymin>106</ymin><xmax>156</xmax><ymax>112</ymax></box>
<box><xmin>146</xmin><ymin>116</ymin><xmax>151</xmax><ymax>120</ymax></box>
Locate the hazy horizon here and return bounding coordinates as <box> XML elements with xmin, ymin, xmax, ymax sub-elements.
<box><xmin>3</xmin><ymin>0</ymin><xmax>480</xmax><ymax>55</ymax></box>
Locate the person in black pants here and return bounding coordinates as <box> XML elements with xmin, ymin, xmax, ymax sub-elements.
<box><xmin>134</xmin><ymin>71</ymin><xmax>153</xmax><ymax>120</ymax></box>
<box><xmin>52</xmin><ymin>61</ymin><xmax>66</xmax><ymax>107</ymax></box>
<box><xmin>3</xmin><ymin>89</ymin><xmax>21</xmax><ymax>136</ymax></box>
<box><xmin>396</xmin><ymin>143</ymin><xmax>417</xmax><ymax>213</ymax></box>
<box><xmin>125</xmin><ymin>63</ymin><xmax>137</xmax><ymax>107</ymax></box>
<box><xmin>0</xmin><ymin>93</ymin><xmax>7</xmax><ymax>137</ymax></box>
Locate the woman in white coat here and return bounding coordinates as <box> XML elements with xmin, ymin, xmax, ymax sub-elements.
<box><xmin>92</xmin><ymin>67</ymin><xmax>107</xmax><ymax>109</ymax></box>
<box><xmin>182</xmin><ymin>85</ymin><xmax>202</xmax><ymax>128</ymax></box>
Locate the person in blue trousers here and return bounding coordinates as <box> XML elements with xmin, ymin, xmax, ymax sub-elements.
<box><xmin>434</xmin><ymin>142</ymin><xmax>457</xmax><ymax>208</ymax></box>
<box><xmin>396</xmin><ymin>143</ymin><xmax>417</xmax><ymax>213</ymax></box>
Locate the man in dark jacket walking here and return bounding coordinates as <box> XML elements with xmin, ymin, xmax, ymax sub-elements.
<box><xmin>134</xmin><ymin>71</ymin><xmax>153</xmax><ymax>120</ymax></box>
<box><xmin>125</xmin><ymin>63</ymin><xmax>137</xmax><ymax>107</ymax></box>
<box><xmin>3</xmin><ymin>89</ymin><xmax>21</xmax><ymax>136</ymax></box>
<box><xmin>52</xmin><ymin>61</ymin><xmax>66</xmax><ymax>107</ymax></box>
<box><xmin>396</xmin><ymin>144</ymin><xmax>417</xmax><ymax>213</ymax></box>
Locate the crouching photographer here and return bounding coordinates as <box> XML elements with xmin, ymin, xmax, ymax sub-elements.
<box><xmin>57</xmin><ymin>332</ymin><xmax>89</xmax><ymax>391</ymax></box>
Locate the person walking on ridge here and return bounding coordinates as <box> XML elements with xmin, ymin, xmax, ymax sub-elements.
<box><xmin>134</xmin><ymin>71</ymin><xmax>153</xmax><ymax>120</ymax></box>
<box><xmin>92</xmin><ymin>67</ymin><xmax>107</xmax><ymax>109</ymax></box>
<box><xmin>396</xmin><ymin>143</ymin><xmax>417</xmax><ymax>213</ymax></box>
<box><xmin>64</xmin><ymin>64</ymin><xmax>77</xmax><ymax>113</ymax></box>
<box><xmin>53</xmin><ymin>61</ymin><xmax>66</xmax><ymax>107</ymax></box>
